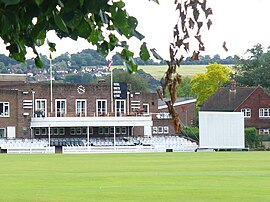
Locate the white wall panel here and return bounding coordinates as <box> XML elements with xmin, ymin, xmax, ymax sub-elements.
<box><xmin>199</xmin><ymin>112</ymin><xmax>245</xmax><ymax>149</ymax></box>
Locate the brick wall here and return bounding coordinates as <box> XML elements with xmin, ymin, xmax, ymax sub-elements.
<box><xmin>235</xmin><ymin>87</ymin><xmax>270</xmax><ymax>129</ymax></box>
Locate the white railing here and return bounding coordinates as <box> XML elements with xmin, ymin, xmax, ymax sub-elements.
<box><xmin>6</xmin><ymin>147</ymin><xmax>55</xmax><ymax>154</ymax></box>
<box><xmin>62</xmin><ymin>145</ymin><xmax>154</xmax><ymax>154</ymax></box>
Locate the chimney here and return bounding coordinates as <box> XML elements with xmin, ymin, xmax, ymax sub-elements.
<box><xmin>229</xmin><ymin>79</ymin><xmax>236</xmax><ymax>93</ymax></box>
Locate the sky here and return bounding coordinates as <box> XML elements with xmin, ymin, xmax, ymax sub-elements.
<box><xmin>1</xmin><ymin>0</ymin><xmax>270</xmax><ymax>60</ymax></box>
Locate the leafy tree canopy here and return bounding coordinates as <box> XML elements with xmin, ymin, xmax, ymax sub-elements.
<box><xmin>234</xmin><ymin>44</ymin><xmax>270</xmax><ymax>91</ymax></box>
<box><xmin>191</xmin><ymin>63</ymin><xmax>231</xmax><ymax>105</ymax></box>
<box><xmin>0</xmin><ymin>0</ymin><xmax>157</xmax><ymax>70</ymax></box>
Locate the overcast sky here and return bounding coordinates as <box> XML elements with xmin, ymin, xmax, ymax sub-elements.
<box><xmin>1</xmin><ymin>0</ymin><xmax>270</xmax><ymax>60</ymax></box>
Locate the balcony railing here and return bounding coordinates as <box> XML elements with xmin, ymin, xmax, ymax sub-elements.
<box><xmin>44</xmin><ymin>112</ymin><xmax>151</xmax><ymax>118</ymax></box>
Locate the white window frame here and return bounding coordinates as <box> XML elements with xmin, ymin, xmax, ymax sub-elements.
<box><xmin>55</xmin><ymin>99</ymin><xmax>67</xmax><ymax>117</ymax></box>
<box><xmin>259</xmin><ymin>108</ymin><xmax>270</xmax><ymax>118</ymax></box>
<box><xmin>115</xmin><ymin>99</ymin><xmax>126</xmax><ymax>116</ymax></box>
<box><xmin>82</xmin><ymin>127</ymin><xmax>87</xmax><ymax>135</ymax></box>
<box><xmin>153</xmin><ymin>127</ymin><xmax>158</xmax><ymax>134</ymax></box>
<box><xmin>89</xmin><ymin>127</ymin><xmax>93</xmax><ymax>134</ymax></box>
<box><xmin>70</xmin><ymin>128</ymin><xmax>75</xmax><ymax>135</ymax></box>
<box><xmin>41</xmin><ymin>128</ymin><xmax>47</xmax><ymax>135</ymax></box>
<box><xmin>259</xmin><ymin>129</ymin><xmax>270</xmax><ymax>135</ymax></box>
<box><xmin>96</xmin><ymin>99</ymin><xmax>107</xmax><ymax>115</ymax></box>
<box><xmin>143</xmin><ymin>103</ymin><xmax>149</xmax><ymax>115</ymax></box>
<box><xmin>0</xmin><ymin>102</ymin><xmax>9</xmax><ymax>117</ymax></box>
<box><xmin>76</xmin><ymin>99</ymin><xmax>87</xmax><ymax>116</ymax></box>
<box><xmin>35</xmin><ymin>99</ymin><xmax>47</xmax><ymax>117</ymax></box>
<box><xmin>0</xmin><ymin>128</ymin><xmax>6</xmax><ymax>138</ymax></box>
<box><xmin>241</xmin><ymin>108</ymin><xmax>251</xmax><ymax>118</ymax></box>
<box><xmin>35</xmin><ymin>128</ymin><xmax>40</xmax><ymax>136</ymax></box>
<box><xmin>163</xmin><ymin>126</ymin><xmax>169</xmax><ymax>134</ymax></box>
<box><xmin>104</xmin><ymin>127</ymin><xmax>109</xmax><ymax>135</ymax></box>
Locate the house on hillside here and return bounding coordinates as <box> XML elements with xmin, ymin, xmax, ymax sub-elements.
<box><xmin>200</xmin><ymin>82</ymin><xmax>270</xmax><ymax>135</ymax></box>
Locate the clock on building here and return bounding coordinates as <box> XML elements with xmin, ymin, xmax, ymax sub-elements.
<box><xmin>77</xmin><ymin>85</ymin><xmax>86</xmax><ymax>94</ymax></box>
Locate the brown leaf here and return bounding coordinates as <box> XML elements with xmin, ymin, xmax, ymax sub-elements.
<box><xmin>196</xmin><ymin>21</ymin><xmax>203</xmax><ymax>35</ymax></box>
<box><xmin>191</xmin><ymin>51</ymin><xmax>200</xmax><ymax>60</ymax></box>
<box><xmin>207</xmin><ymin>19</ymin><xmax>212</xmax><ymax>30</ymax></box>
<box><xmin>189</xmin><ymin>18</ymin><xmax>195</xmax><ymax>29</ymax></box>
<box><xmin>183</xmin><ymin>42</ymin><xmax>189</xmax><ymax>52</ymax></box>
<box><xmin>223</xmin><ymin>41</ymin><xmax>228</xmax><ymax>51</ymax></box>
<box><xmin>205</xmin><ymin>7</ymin><xmax>213</xmax><ymax>18</ymax></box>
<box><xmin>199</xmin><ymin>44</ymin><xmax>205</xmax><ymax>51</ymax></box>
<box><xmin>195</xmin><ymin>35</ymin><xmax>203</xmax><ymax>45</ymax></box>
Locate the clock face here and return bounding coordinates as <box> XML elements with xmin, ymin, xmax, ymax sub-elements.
<box><xmin>77</xmin><ymin>85</ymin><xmax>86</xmax><ymax>94</ymax></box>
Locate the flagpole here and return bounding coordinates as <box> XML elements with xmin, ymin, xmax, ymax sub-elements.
<box><xmin>50</xmin><ymin>58</ymin><xmax>53</xmax><ymax>115</ymax></box>
<box><xmin>111</xmin><ymin>67</ymin><xmax>113</xmax><ymax>114</ymax></box>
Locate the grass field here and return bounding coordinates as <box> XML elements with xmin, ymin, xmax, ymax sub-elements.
<box><xmin>138</xmin><ymin>65</ymin><xmax>208</xmax><ymax>79</ymax></box>
<box><xmin>0</xmin><ymin>152</ymin><xmax>270</xmax><ymax>202</ymax></box>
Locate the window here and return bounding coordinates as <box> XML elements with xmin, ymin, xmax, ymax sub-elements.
<box><xmin>241</xmin><ymin>108</ymin><xmax>251</xmax><ymax>118</ymax></box>
<box><xmin>0</xmin><ymin>102</ymin><xmax>9</xmax><ymax>117</ymax></box>
<box><xmin>59</xmin><ymin>128</ymin><xmax>65</xmax><ymax>135</ymax></box>
<box><xmin>96</xmin><ymin>99</ymin><xmax>107</xmax><ymax>115</ymax></box>
<box><xmin>153</xmin><ymin>127</ymin><xmax>158</xmax><ymax>134</ymax></box>
<box><xmin>259</xmin><ymin>129</ymin><xmax>270</xmax><ymax>135</ymax></box>
<box><xmin>164</xmin><ymin>126</ymin><xmax>169</xmax><ymax>134</ymax></box>
<box><xmin>82</xmin><ymin>127</ymin><xmax>87</xmax><ymax>135</ymax></box>
<box><xmin>35</xmin><ymin>99</ymin><xmax>47</xmax><ymax>117</ymax></box>
<box><xmin>53</xmin><ymin>128</ymin><xmax>59</xmax><ymax>135</ymax></box>
<box><xmin>76</xmin><ymin>128</ymin><xmax>81</xmax><ymax>135</ymax></box>
<box><xmin>110</xmin><ymin>127</ymin><xmax>114</xmax><ymax>134</ymax></box>
<box><xmin>0</xmin><ymin>128</ymin><xmax>6</xmax><ymax>138</ymax></box>
<box><xmin>98</xmin><ymin>127</ymin><xmax>104</xmax><ymax>134</ymax></box>
<box><xmin>89</xmin><ymin>127</ymin><xmax>93</xmax><ymax>134</ymax></box>
<box><xmin>41</xmin><ymin>128</ymin><xmax>47</xmax><ymax>135</ymax></box>
<box><xmin>143</xmin><ymin>103</ymin><xmax>149</xmax><ymax>115</ymax></box>
<box><xmin>35</xmin><ymin>128</ymin><xmax>40</xmax><ymax>135</ymax></box>
<box><xmin>115</xmin><ymin>100</ymin><xmax>126</xmax><ymax>116</ymax></box>
<box><xmin>55</xmin><ymin>99</ymin><xmax>66</xmax><ymax>117</ymax></box>
<box><xmin>116</xmin><ymin>127</ymin><xmax>121</xmax><ymax>134</ymax></box>
<box><xmin>158</xmin><ymin>126</ymin><xmax>163</xmax><ymax>134</ymax></box>
<box><xmin>121</xmin><ymin>127</ymin><xmax>127</xmax><ymax>135</ymax></box>
<box><xmin>70</xmin><ymin>128</ymin><xmax>75</xmax><ymax>135</ymax></box>
<box><xmin>76</xmin><ymin>99</ymin><xmax>87</xmax><ymax>116</ymax></box>
<box><xmin>259</xmin><ymin>108</ymin><xmax>270</xmax><ymax>118</ymax></box>
<box><xmin>104</xmin><ymin>127</ymin><xmax>109</xmax><ymax>135</ymax></box>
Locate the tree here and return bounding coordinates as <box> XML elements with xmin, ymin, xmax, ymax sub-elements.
<box><xmin>176</xmin><ymin>77</ymin><xmax>196</xmax><ymax>98</ymax></box>
<box><xmin>234</xmin><ymin>44</ymin><xmax>270</xmax><ymax>91</ymax></box>
<box><xmin>0</xmin><ymin>0</ymin><xmax>153</xmax><ymax>70</ymax></box>
<box><xmin>0</xmin><ymin>0</ymin><xmax>213</xmax><ymax>133</ymax></box>
<box><xmin>191</xmin><ymin>63</ymin><xmax>231</xmax><ymax>105</ymax></box>
<box><xmin>103</xmin><ymin>69</ymin><xmax>150</xmax><ymax>92</ymax></box>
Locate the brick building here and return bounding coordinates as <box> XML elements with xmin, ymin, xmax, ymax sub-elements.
<box><xmin>200</xmin><ymin>85</ymin><xmax>270</xmax><ymax>134</ymax></box>
<box><xmin>0</xmin><ymin>74</ymin><xmax>197</xmax><ymax>140</ymax></box>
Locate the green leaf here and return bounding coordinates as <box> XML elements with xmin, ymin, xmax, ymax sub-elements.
<box><xmin>140</xmin><ymin>42</ymin><xmax>150</xmax><ymax>61</ymax></box>
<box><xmin>150</xmin><ymin>48</ymin><xmax>163</xmax><ymax>60</ymax></box>
<box><xmin>128</xmin><ymin>16</ymin><xmax>138</xmax><ymax>30</ymax></box>
<box><xmin>35</xmin><ymin>56</ymin><xmax>43</xmax><ymax>68</ymax></box>
<box><xmin>77</xmin><ymin>19</ymin><xmax>91</xmax><ymax>38</ymax></box>
<box><xmin>34</xmin><ymin>0</ymin><xmax>43</xmax><ymax>6</ymax></box>
<box><xmin>47</xmin><ymin>40</ymin><xmax>56</xmax><ymax>52</ymax></box>
<box><xmin>54</xmin><ymin>14</ymin><xmax>69</xmax><ymax>33</ymax></box>
<box><xmin>1</xmin><ymin>0</ymin><xmax>20</xmax><ymax>6</ymax></box>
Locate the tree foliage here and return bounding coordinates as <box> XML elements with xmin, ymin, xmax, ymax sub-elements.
<box><xmin>0</xmin><ymin>0</ymin><xmax>155</xmax><ymax>70</ymax></box>
<box><xmin>176</xmin><ymin>76</ymin><xmax>196</xmax><ymax>98</ymax></box>
<box><xmin>191</xmin><ymin>63</ymin><xmax>231</xmax><ymax>105</ymax></box>
<box><xmin>234</xmin><ymin>44</ymin><xmax>270</xmax><ymax>91</ymax></box>
<box><xmin>103</xmin><ymin>69</ymin><xmax>150</xmax><ymax>92</ymax></box>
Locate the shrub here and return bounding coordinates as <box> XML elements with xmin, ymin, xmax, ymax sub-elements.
<box><xmin>245</xmin><ymin>127</ymin><xmax>259</xmax><ymax>149</ymax></box>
